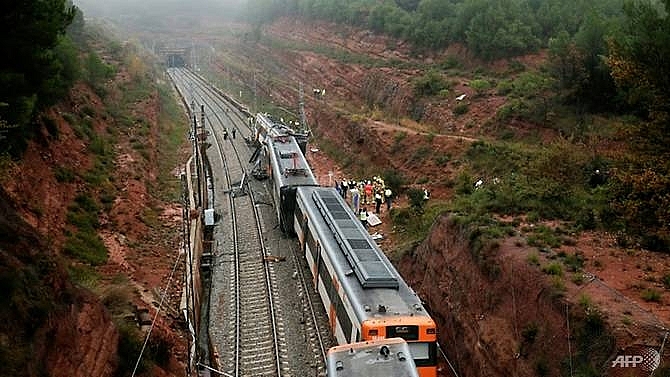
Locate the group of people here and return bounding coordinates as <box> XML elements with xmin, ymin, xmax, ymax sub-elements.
<box><xmin>223</xmin><ymin>128</ymin><xmax>237</xmax><ymax>140</ymax></box>
<box><xmin>334</xmin><ymin>176</ymin><xmax>394</xmax><ymax>228</ymax></box>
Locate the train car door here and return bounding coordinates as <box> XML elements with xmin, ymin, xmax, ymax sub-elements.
<box><xmin>314</xmin><ymin>241</ymin><xmax>321</xmax><ymax>289</ymax></box>
<box><xmin>299</xmin><ymin>214</ymin><xmax>308</xmax><ymax>254</ymax></box>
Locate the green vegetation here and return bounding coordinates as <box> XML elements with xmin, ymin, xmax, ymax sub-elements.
<box><xmin>453</xmin><ymin>103</ymin><xmax>469</xmax><ymax>116</ymax></box>
<box><xmin>68</xmin><ymin>265</ymin><xmax>101</xmax><ymax>289</ymax></box>
<box><xmin>249</xmin><ymin>0</ymin><xmax>618</xmax><ymax>63</ymax></box>
<box><xmin>526</xmin><ymin>252</ymin><xmax>540</xmax><ymax>266</ymax></box>
<box><xmin>64</xmin><ymin>194</ymin><xmax>108</xmax><ymax>266</ymax></box>
<box><xmin>155</xmin><ymin>84</ymin><xmax>189</xmax><ymax>201</ymax></box>
<box><xmin>84</xmin><ymin>52</ymin><xmax>116</xmax><ymax>97</ymax></box>
<box><xmin>640</xmin><ymin>288</ymin><xmax>662</xmax><ymax>302</ymax></box>
<box><xmin>389</xmin><ymin>200</ymin><xmax>449</xmax><ymax>259</ymax></box>
<box><xmin>413</xmin><ymin>71</ymin><xmax>449</xmax><ymax>97</ymax></box>
<box><xmin>1</xmin><ymin>1</ymin><xmax>79</xmax><ymax>156</ymax></box>
<box><xmin>565</xmin><ymin>307</ymin><xmax>615</xmax><ymax>376</ymax></box>
<box><xmin>246</xmin><ymin>0</ymin><xmax>670</xmax><ymax>252</ymax></box>
<box><xmin>542</xmin><ymin>262</ymin><xmax>564</xmax><ymax>277</ymax></box>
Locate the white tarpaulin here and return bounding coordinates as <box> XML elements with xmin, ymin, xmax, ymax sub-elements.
<box><xmin>366</xmin><ymin>213</ymin><xmax>382</xmax><ymax>227</ymax></box>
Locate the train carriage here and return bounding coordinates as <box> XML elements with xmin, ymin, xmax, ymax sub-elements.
<box><xmin>264</xmin><ymin>135</ymin><xmax>318</xmax><ymax>233</ymax></box>
<box><xmin>326</xmin><ymin>338</ymin><xmax>419</xmax><ymax>377</ymax></box>
<box><xmin>254</xmin><ymin>112</ymin><xmax>308</xmax><ymax>155</ymax></box>
<box><xmin>294</xmin><ymin>186</ymin><xmax>438</xmax><ymax>377</ymax></box>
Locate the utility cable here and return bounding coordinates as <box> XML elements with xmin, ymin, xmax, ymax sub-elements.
<box><xmin>131</xmin><ymin>244</ymin><xmax>183</xmax><ymax>377</ymax></box>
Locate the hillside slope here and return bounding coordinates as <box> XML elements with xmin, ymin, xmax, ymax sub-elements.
<box><xmin>0</xmin><ymin>186</ymin><xmax>118</xmax><ymax>376</ymax></box>
<box><xmin>0</xmin><ymin>39</ymin><xmax>188</xmax><ymax>376</ymax></box>
<box><xmin>200</xmin><ymin>17</ymin><xmax>670</xmax><ymax>376</ymax></box>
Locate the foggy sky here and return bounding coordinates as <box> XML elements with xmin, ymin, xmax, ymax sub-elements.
<box><xmin>74</xmin><ymin>0</ymin><xmax>247</xmax><ymax>27</ymax></box>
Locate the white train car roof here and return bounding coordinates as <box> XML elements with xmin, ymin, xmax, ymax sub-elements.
<box><xmin>256</xmin><ymin>112</ymin><xmax>297</xmax><ymax>138</ymax></box>
<box><xmin>296</xmin><ymin>187</ymin><xmax>432</xmax><ymax>325</ymax></box>
<box><xmin>327</xmin><ymin>338</ymin><xmax>419</xmax><ymax>377</ymax></box>
<box><xmin>268</xmin><ymin>135</ymin><xmax>318</xmax><ymax>188</ymax></box>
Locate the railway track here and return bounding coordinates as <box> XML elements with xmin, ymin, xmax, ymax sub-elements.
<box><xmin>168</xmin><ymin>68</ymin><xmax>330</xmax><ymax>376</ymax></box>
<box><xmin>170</xmin><ymin>68</ymin><xmax>281</xmax><ymax>376</ymax></box>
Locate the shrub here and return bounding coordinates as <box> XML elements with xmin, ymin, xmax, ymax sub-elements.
<box><xmin>407</xmin><ymin>188</ymin><xmax>426</xmax><ymax>212</ymax></box>
<box><xmin>470</xmin><ymin>79</ymin><xmax>492</xmax><ymax>96</ymax></box>
<box><xmin>435</xmin><ymin>154</ymin><xmax>450</xmax><ymax>166</ymax></box>
<box><xmin>382</xmin><ymin>169</ymin><xmax>405</xmax><ymax>194</ymax></box>
<box><xmin>117</xmin><ymin>322</ymin><xmax>150</xmax><ymax>374</ymax></box>
<box><xmin>68</xmin><ymin>265</ymin><xmax>100</xmax><ymax>289</ymax></box>
<box><xmin>663</xmin><ymin>274</ymin><xmax>670</xmax><ymax>289</ymax></box>
<box><xmin>542</xmin><ymin>262</ymin><xmax>563</xmax><ymax>276</ymax></box>
<box><xmin>414</xmin><ymin>71</ymin><xmax>449</xmax><ymax>97</ymax></box>
<box><xmin>63</xmin><ymin>230</ymin><xmax>108</xmax><ymax>265</ymax></box>
<box><xmin>521</xmin><ymin>322</ymin><xmax>539</xmax><ymax>342</ymax></box>
<box><xmin>641</xmin><ymin>288</ymin><xmax>661</xmax><ymax>302</ymax></box>
<box><xmin>453</xmin><ymin>103</ymin><xmax>469</xmax><ymax>115</ymax></box>
<box><xmin>563</xmin><ymin>252</ymin><xmax>585</xmax><ymax>272</ymax></box>
<box><xmin>54</xmin><ymin>166</ymin><xmax>76</xmax><ymax>183</ymax></box>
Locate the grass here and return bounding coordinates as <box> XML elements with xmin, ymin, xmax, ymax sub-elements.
<box><xmin>63</xmin><ymin>229</ymin><xmax>108</xmax><ymax>265</ymax></box>
<box><xmin>434</xmin><ymin>153</ymin><xmax>451</xmax><ymax>167</ymax></box>
<box><xmin>542</xmin><ymin>262</ymin><xmax>563</xmax><ymax>277</ymax></box>
<box><xmin>453</xmin><ymin>103</ymin><xmax>469</xmax><ymax>115</ymax></box>
<box><xmin>388</xmin><ymin>200</ymin><xmax>450</xmax><ymax>259</ymax></box>
<box><xmin>641</xmin><ymin>288</ymin><xmax>662</xmax><ymax>302</ymax></box>
<box><xmin>54</xmin><ymin>166</ymin><xmax>76</xmax><ymax>183</ymax></box>
<box><xmin>527</xmin><ymin>252</ymin><xmax>540</xmax><ymax>266</ymax></box>
<box><xmin>68</xmin><ymin>264</ymin><xmax>101</xmax><ymax>289</ymax></box>
<box><xmin>663</xmin><ymin>274</ymin><xmax>670</xmax><ymax>289</ymax></box>
<box><xmin>567</xmin><ymin>306</ymin><xmax>614</xmax><ymax>377</ymax></box>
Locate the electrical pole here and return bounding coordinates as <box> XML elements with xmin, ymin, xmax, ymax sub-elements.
<box><xmin>253</xmin><ymin>71</ymin><xmax>257</xmax><ymax>112</ymax></box>
<box><xmin>299</xmin><ymin>82</ymin><xmax>308</xmax><ymax>134</ymax></box>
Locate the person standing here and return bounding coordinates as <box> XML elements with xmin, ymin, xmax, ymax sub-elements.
<box><xmin>350</xmin><ymin>186</ymin><xmax>360</xmax><ymax>213</ymax></box>
<box><xmin>384</xmin><ymin>187</ymin><xmax>393</xmax><ymax>210</ymax></box>
<box><xmin>364</xmin><ymin>181</ymin><xmax>373</xmax><ymax>204</ymax></box>
<box><xmin>359</xmin><ymin>207</ymin><xmax>368</xmax><ymax>229</ymax></box>
<box><xmin>232</xmin><ymin>128</ymin><xmax>236</xmax><ymax>139</ymax></box>
<box><xmin>340</xmin><ymin>180</ymin><xmax>348</xmax><ymax>199</ymax></box>
<box><xmin>374</xmin><ymin>191</ymin><xmax>382</xmax><ymax>214</ymax></box>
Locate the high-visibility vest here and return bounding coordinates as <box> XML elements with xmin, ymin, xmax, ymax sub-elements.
<box><xmin>360</xmin><ymin>210</ymin><xmax>367</xmax><ymax>221</ymax></box>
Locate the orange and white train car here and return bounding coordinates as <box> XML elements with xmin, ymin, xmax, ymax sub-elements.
<box><xmin>295</xmin><ymin>187</ymin><xmax>438</xmax><ymax>377</ymax></box>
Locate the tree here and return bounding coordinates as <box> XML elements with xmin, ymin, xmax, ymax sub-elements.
<box><xmin>572</xmin><ymin>12</ymin><xmax>618</xmax><ymax>110</ymax></box>
<box><xmin>548</xmin><ymin>31</ymin><xmax>588</xmax><ymax>98</ymax></box>
<box><xmin>464</xmin><ymin>0</ymin><xmax>540</xmax><ymax>60</ymax></box>
<box><xmin>0</xmin><ymin>0</ymin><xmax>76</xmax><ymax>154</ymax></box>
<box><xmin>395</xmin><ymin>0</ymin><xmax>419</xmax><ymax>12</ymax></box>
<box><xmin>606</xmin><ymin>0</ymin><xmax>670</xmax><ymax>250</ymax></box>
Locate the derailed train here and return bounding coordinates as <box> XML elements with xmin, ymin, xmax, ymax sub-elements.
<box><xmin>252</xmin><ymin>113</ymin><xmax>318</xmax><ymax>233</ymax></box>
<box><xmin>252</xmin><ymin>113</ymin><xmax>438</xmax><ymax>377</ymax></box>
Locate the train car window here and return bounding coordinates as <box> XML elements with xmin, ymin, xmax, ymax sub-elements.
<box><xmin>386</xmin><ymin>325</ymin><xmax>419</xmax><ymax>340</ymax></box>
<box><xmin>408</xmin><ymin>342</ymin><xmax>437</xmax><ymax>367</ymax></box>
<box><xmin>407</xmin><ymin>342</ymin><xmax>430</xmax><ymax>360</ymax></box>
<box><xmin>336</xmin><ymin>295</ymin><xmax>352</xmax><ymax>342</ymax></box>
<box><xmin>306</xmin><ymin>229</ymin><xmax>317</xmax><ymax>261</ymax></box>
<box><xmin>318</xmin><ymin>258</ymin><xmax>330</xmax><ymax>291</ymax></box>
<box><xmin>294</xmin><ymin>205</ymin><xmax>304</xmax><ymax>229</ymax></box>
